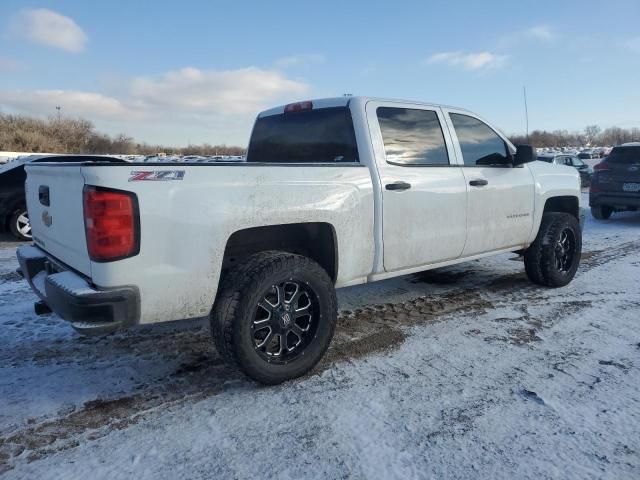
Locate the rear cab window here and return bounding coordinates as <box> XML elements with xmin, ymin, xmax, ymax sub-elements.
<box><xmin>376</xmin><ymin>107</ymin><xmax>450</xmax><ymax>166</ymax></box>
<box><xmin>247</xmin><ymin>107</ymin><xmax>359</xmax><ymax>163</ymax></box>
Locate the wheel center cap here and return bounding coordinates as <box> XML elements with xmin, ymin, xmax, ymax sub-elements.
<box><xmin>281</xmin><ymin>312</ymin><xmax>291</xmax><ymax>327</ymax></box>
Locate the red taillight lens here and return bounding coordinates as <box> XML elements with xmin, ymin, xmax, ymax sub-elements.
<box><xmin>83</xmin><ymin>186</ymin><xmax>139</xmax><ymax>262</ymax></box>
<box><xmin>593</xmin><ymin>162</ymin><xmax>609</xmax><ymax>171</ymax></box>
<box><xmin>284</xmin><ymin>101</ymin><xmax>313</xmax><ymax>113</ymax></box>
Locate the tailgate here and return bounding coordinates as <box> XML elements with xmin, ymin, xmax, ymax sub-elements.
<box><xmin>25</xmin><ymin>164</ymin><xmax>91</xmax><ymax>276</ymax></box>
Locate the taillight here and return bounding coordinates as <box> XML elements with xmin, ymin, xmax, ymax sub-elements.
<box><xmin>83</xmin><ymin>186</ymin><xmax>140</xmax><ymax>262</ymax></box>
<box><xmin>284</xmin><ymin>101</ymin><xmax>313</xmax><ymax>113</ymax></box>
<box><xmin>593</xmin><ymin>162</ymin><xmax>609</xmax><ymax>172</ymax></box>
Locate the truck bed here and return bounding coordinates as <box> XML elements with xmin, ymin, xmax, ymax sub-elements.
<box><xmin>25</xmin><ymin>161</ymin><xmax>375</xmax><ymax>324</ymax></box>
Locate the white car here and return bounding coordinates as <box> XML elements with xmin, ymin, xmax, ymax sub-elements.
<box><xmin>17</xmin><ymin>96</ymin><xmax>583</xmax><ymax>384</ymax></box>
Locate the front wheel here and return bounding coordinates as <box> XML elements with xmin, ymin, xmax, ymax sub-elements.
<box><xmin>9</xmin><ymin>208</ymin><xmax>32</xmax><ymax>241</ymax></box>
<box><xmin>524</xmin><ymin>212</ymin><xmax>582</xmax><ymax>287</ymax></box>
<box><xmin>211</xmin><ymin>251</ymin><xmax>337</xmax><ymax>385</ymax></box>
<box><xmin>591</xmin><ymin>205</ymin><xmax>612</xmax><ymax>220</ymax></box>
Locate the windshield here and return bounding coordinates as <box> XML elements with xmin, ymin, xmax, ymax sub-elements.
<box><xmin>607</xmin><ymin>146</ymin><xmax>640</xmax><ymax>164</ymax></box>
<box><xmin>247</xmin><ymin>107</ymin><xmax>359</xmax><ymax>163</ymax></box>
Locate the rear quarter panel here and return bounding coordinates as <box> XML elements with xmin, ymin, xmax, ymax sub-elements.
<box><xmin>81</xmin><ymin>164</ymin><xmax>375</xmax><ymax>324</ymax></box>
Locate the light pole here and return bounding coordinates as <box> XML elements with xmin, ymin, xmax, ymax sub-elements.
<box><xmin>523</xmin><ymin>86</ymin><xmax>529</xmax><ymax>143</ymax></box>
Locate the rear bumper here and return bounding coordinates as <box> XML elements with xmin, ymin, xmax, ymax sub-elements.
<box><xmin>589</xmin><ymin>192</ymin><xmax>640</xmax><ymax>208</ymax></box>
<box><xmin>16</xmin><ymin>245</ymin><xmax>139</xmax><ymax>334</ymax></box>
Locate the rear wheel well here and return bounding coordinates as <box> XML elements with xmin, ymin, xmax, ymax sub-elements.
<box><xmin>222</xmin><ymin>223</ymin><xmax>338</xmax><ymax>282</ymax></box>
<box><xmin>543</xmin><ymin>196</ymin><xmax>579</xmax><ymax>219</ymax></box>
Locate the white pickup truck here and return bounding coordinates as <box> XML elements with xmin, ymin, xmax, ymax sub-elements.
<box><xmin>17</xmin><ymin>96</ymin><xmax>583</xmax><ymax>384</ymax></box>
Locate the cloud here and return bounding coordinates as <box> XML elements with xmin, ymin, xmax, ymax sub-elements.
<box><xmin>129</xmin><ymin>67</ymin><xmax>309</xmax><ymax>114</ymax></box>
<box><xmin>427</xmin><ymin>51</ymin><xmax>508</xmax><ymax>70</ymax></box>
<box><xmin>10</xmin><ymin>9</ymin><xmax>87</xmax><ymax>53</ymax></box>
<box><xmin>525</xmin><ymin>25</ymin><xmax>556</xmax><ymax>41</ymax></box>
<box><xmin>0</xmin><ymin>66</ymin><xmax>311</xmax><ymax>145</ymax></box>
<box><xmin>0</xmin><ymin>90</ymin><xmax>140</xmax><ymax>119</ymax></box>
<box><xmin>275</xmin><ymin>54</ymin><xmax>325</xmax><ymax>68</ymax></box>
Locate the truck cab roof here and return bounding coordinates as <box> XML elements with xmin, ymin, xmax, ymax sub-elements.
<box><xmin>257</xmin><ymin>96</ymin><xmax>472</xmax><ymax>118</ymax></box>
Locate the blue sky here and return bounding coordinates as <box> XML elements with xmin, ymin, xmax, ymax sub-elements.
<box><xmin>1</xmin><ymin>0</ymin><xmax>639</xmax><ymax>146</ymax></box>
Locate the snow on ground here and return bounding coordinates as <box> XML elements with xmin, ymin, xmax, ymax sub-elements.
<box><xmin>1</xmin><ymin>194</ymin><xmax>639</xmax><ymax>479</ymax></box>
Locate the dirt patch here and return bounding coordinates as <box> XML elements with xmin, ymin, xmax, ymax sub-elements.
<box><xmin>580</xmin><ymin>241</ymin><xmax>640</xmax><ymax>270</ymax></box>
<box><xmin>507</xmin><ymin>327</ymin><xmax>542</xmax><ymax>345</ymax></box>
<box><xmin>486</xmin><ymin>272</ymin><xmax>530</xmax><ymax>292</ymax></box>
<box><xmin>0</xmin><ymin>356</ymin><xmax>233</xmax><ymax>473</ymax></box>
<box><xmin>580</xmin><ymin>250</ymin><xmax>602</xmax><ymax>263</ymax></box>
<box><xmin>323</xmin><ymin>326</ymin><xmax>407</xmax><ymax>367</ymax></box>
<box><xmin>0</xmin><ymin>271</ymin><xmax>21</xmax><ymax>283</ymax></box>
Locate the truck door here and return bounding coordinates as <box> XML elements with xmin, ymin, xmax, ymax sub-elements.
<box><xmin>442</xmin><ymin>110</ymin><xmax>535</xmax><ymax>256</ymax></box>
<box><xmin>366</xmin><ymin>101</ymin><xmax>468</xmax><ymax>273</ymax></box>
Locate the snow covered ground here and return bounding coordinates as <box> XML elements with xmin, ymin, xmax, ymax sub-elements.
<box><xmin>1</xmin><ymin>194</ymin><xmax>639</xmax><ymax>479</ymax></box>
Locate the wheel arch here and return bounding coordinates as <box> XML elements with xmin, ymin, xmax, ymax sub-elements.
<box><xmin>542</xmin><ymin>195</ymin><xmax>580</xmax><ymax>219</ymax></box>
<box><xmin>221</xmin><ymin>222</ymin><xmax>339</xmax><ymax>283</ymax></box>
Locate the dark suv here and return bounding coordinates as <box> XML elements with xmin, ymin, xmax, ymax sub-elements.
<box><xmin>589</xmin><ymin>143</ymin><xmax>640</xmax><ymax>219</ymax></box>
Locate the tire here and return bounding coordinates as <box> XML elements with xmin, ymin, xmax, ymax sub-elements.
<box><xmin>591</xmin><ymin>205</ymin><xmax>612</xmax><ymax>220</ymax></box>
<box><xmin>211</xmin><ymin>251</ymin><xmax>337</xmax><ymax>385</ymax></box>
<box><xmin>524</xmin><ymin>212</ymin><xmax>582</xmax><ymax>288</ymax></box>
<box><xmin>9</xmin><ymin>208</ymin><xmax>32</xmax><ymax>241</ymax></box>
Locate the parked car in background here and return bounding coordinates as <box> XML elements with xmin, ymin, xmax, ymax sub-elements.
<box><xmin>578</xmin><ymin>149</ymin><xmax>596</xmax><ymax>159</ymax></box>
<box><xmin>0</xmin><ymin>155</ymin><xmax>126</xmax><ymax>240</ymax></box>
<box><xmin>590</xmin><ymin>143</ymin><xmax>640</xmax><ymax>219</ymax></box>
<box><xmin>537</xmin><ymin>153</ymin><xmax>593</xmax><ymax>187</ymax></box>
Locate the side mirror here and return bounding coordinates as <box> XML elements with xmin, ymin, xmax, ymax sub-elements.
<box><xmin>514</xmin><ymin>145</ymin><xmax>535</xmax><ymax>166</ymax></box>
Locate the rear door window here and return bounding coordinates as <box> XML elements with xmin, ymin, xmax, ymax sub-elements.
<box><xmin>450</xmin><ymin>113</ymin><xmax>509</xmax><ymax>166</ymax></box>
<box><xmin>376</xmin><ymin>107</ymin><xmax>450</xmax><ymax>166</ymax></box>
<box><xmin>247</xmin><ymin>107</ymin><xmax>359</xmax><ymax>163</ymax></box>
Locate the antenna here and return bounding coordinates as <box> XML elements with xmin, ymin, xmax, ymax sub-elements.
<box><xmin>522</xmin><ymin>86</ymin><xmax>529</xmax><ymax>143</ymax></box>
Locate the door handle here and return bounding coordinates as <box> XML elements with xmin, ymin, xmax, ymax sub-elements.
<box><xmin>385</xmin><ymin>181</ymin><xmax>412</xmax><ymax>191</ymax></box>
<box><xmin>469</xmin><ymin>179</ymin><xmax>488</xmax><ymax>187</ymax></box>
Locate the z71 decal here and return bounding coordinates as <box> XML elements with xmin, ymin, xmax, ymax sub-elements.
<box><xmin>129</xmin><ymin>170</ymin><xmax>185</xmax><ymax>182</ymax></box>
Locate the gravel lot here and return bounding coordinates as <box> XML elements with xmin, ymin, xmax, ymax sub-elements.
<box><xmin>1</xmin><ymin>195</ymin><xmax>639</xmax><ymax>479</ymax></box>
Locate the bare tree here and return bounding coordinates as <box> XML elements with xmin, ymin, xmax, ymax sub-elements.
<box><xmin>0</xmin><ymin>112</ymin><xmax>246</xmax><ymax>156</ymax></box>
<box><xmin>584</xmin><ymin>125</ymin><xmax>601</xmax><ymax>146</ymax></box>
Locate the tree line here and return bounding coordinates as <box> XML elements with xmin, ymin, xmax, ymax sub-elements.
<box><xmin>509</xmin><ymin>125</ymin><xmax>640</xmax><ymax>148</ymax></box>
<box><xmin>0</xmin><ymin>113</ymin><xmax>246</xmax><ymax>156</ymax></box>
<box><xmin>2</xmin><ymin>112</ymin><xmax>640</xmax><ymax>154</ymax></box>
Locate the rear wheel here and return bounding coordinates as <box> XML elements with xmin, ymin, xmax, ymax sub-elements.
<box><xmin>591</xmin><ymin>205</ymin><xmax>612</xmax><ymax>220</ymax></box>
<box><xmin>9</xmin><ymin>208</ymin><xmax>31</xmax><ymax>241</ymax></box>
<box><xmin>211</xmin><ymin>251</ymin><xmax>337</xmax><ymax>385</ymax></box>
<box><xmin>524</xmin><ymin>212</ymin><xmax>582</xmax><ymax>287</ymax></box>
